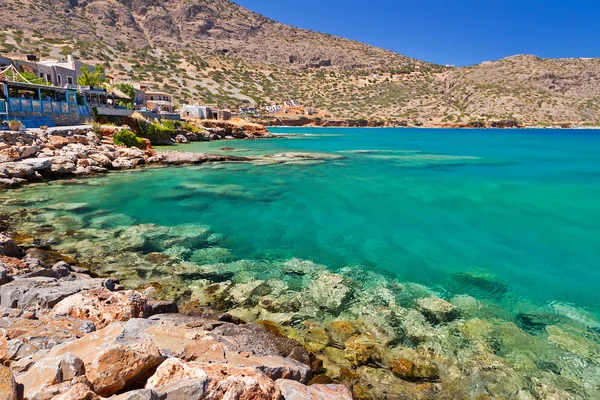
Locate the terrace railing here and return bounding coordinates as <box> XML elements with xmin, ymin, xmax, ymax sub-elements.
<box><xmin>8</xmin><ymin>98</ymin><xmax>83</xmax><ymax>115</ymax></box>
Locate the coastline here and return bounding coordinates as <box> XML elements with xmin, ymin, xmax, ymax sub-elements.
<box><xmin>1</xmin><ymin>127</ymin><xmax>600</xmax><ymax>399</ymax></box>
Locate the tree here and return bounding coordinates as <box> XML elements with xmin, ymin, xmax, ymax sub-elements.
<box><xmin>78</xmin><ymin>65</ymin><xmax>106</xmax><ymax>86</ymax></box>
<box><xmin>114</xmin><ymin>83</ymin><xmax>136</xmax><ymax>109</ymax></box>
<box><xmin>0</xmin><ymin>70</ymin><xmax>46</xmax><ymax>85</ymax></box>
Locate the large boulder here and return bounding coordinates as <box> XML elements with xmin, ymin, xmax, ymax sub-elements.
<box><xmin>27</xmin><ymin>319</ymin><xmax>164</xmax><ymax>397</ymax></box>
<box><xmin>144</xmin><ymin>315</ymin><xmax>312</xmax><ymax>383</ymax></box>
<box><xmin>145</xmin><ymin>358</ymin><xmax>281</xmax><ymax>400</ymax></box>
<box><xmin>18</xmin><ymin>157</ymin><xmax>52</xmax><ymax>171</ymax></box>
<box><xmin>0</xmin><ymin>262</ymin><xmax>8</xmax><ymax>286</ymax></box>
<box><xmin>145</xmin><ymin>358</ymin><xmax>210</xmax><ymax>399</ymax></box>
<box><xmin>52</xmin><ymin>288</ymin><xmax>150</xmax><ymax>329</ymax></box>
<box><xmin>15</xmin><ymin>352</ymin><xmax>85</xmax><ymax>399</ymax></box>
<box><xmin>275</xmin><ymin>379</ymin><xmax>353</xmax><ymax>400</ymax></box>
<box><xmin>0</xmin><ymin>275</ymin><xmax>111</xmax><ymax>309</ymax></box>
<box><xmin>0</xmin><ymin>313</ymin><xmax>95</xmax><ymax>367</ymax></box>
<box><xmin>0</xmin><ymin>365</ymin><xmax>17</xmax><ymax>400</ymax></box>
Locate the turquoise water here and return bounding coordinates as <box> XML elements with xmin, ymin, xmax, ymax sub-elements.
<box><xmin>6</xmin><ymin>127</ymin><xmax>600</xmax><ymax>318</ymax></box>
<box><xmin>4</xmin><ymin>127</ymin><xmax>600</xmax><ymax>397</ymax></box>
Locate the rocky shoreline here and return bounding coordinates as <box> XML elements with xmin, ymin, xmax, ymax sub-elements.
<box><xmin>2</xmin><ymin>127</ymin><xmax>600</xmax><ymax>399</ymax></box>
<box><xmin>0</xmin><ymin>230</ymin><xmax>353</xmax><ymax>400</ymax></box>
<box><xmin>0</xmin><ymin>126</ymin><xmax>327</xmax><ymax>190</ymax></box>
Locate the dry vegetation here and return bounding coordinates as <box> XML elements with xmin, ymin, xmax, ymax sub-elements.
<box><xmin>1</xmin><ymin>0</ymin><xmax>600</xmax><ymax>125</ymax></box>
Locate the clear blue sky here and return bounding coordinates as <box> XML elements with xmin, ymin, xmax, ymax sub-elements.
<box><xmin>235</xmin><ymin>0</ymin><xmax>600</xmax><ymax>66</ymax></box>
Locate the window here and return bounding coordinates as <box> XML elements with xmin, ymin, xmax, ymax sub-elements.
<box><xmin>47</xmin><ymin>74</ymin><xmax>51</xmax><ymax>82</ymax></box>
<box><xmin>57</xmin><ymin>74</ymin><xmax>62</xmax><ymax>84</ymax></box>
<box><xmin>67</xmin><ymin>76</ymin><xmax>74</xmax><ymax>85</ymax></box>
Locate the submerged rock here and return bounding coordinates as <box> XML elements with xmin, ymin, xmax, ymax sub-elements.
<box><xmin>275</xmin><ymin>379</ymin><xmax>353</xmax><ymax>400</ymax></box>
<box><xmin>416</xmin><ymin>296</ymin><xmax>458</xmax><ymax>324</ymax></box>
<box><xmin>344</xmin><ymin>334</ymin><xmax>381</xmax><ymax>367</ymax></box>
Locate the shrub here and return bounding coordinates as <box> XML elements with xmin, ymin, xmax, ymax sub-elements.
<box><xmin>113</xmin><ymin>130</ymin><xmax>144</xmax><ymax>148</ymax></box>
<box><xmin>138</xmin><ymin>120</ymin><xmax>174</xmax><ymax>140</ymax></box>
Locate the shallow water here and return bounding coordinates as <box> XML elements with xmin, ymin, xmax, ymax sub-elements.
<box><xmin>3</xmin><ymin>127</ymin><xmax>600</xmax><ymax>397</ymax></box>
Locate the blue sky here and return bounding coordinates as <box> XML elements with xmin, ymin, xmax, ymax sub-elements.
<box><xmin>234</xmin><ymin>0</ymin><xmax>600</xmax><ymax>66</ymax></box>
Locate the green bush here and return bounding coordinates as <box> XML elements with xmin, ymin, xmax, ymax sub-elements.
<box><xmin>113</xmin><ymin>130</ymin><xmax>144</xmax><ymax>148</ymax></box>
<box><xmin>138</xmin><ymin>120</ymin><xmax>174</xmax><ymax>140</ymax></box>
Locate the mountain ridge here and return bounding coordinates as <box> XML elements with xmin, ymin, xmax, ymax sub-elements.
<box><xmin>1</xmin><ymin>0</ymin><xmax>600</xmax><ymax>125</ymax></box>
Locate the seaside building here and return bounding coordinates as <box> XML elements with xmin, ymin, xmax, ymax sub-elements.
<box><xmin>0</xmin><ymin>68</ymin><xmax>91</xmax><ymax>127</ymax></box>
<box><xmin>218</xmin><ymin>109</ymin><xmax>232</xmax><ymax>121</ymax></box>
<box><xmin>0</xmin><ymin>54</ymin><xmax>105</xmax><ymax>87</ymax></box>
<box><xmin>266</xmin><ymin>104</ymin><xmax>282</xmax><ymax>113</ymax></box>
<box><xmin>284</xmin><ymin>99</ymin><xmax>302</xmax><ymax>107</ymax></box>
<box><xmin>146</xmin><ymin>91</ymin><xmax>175</xmax><ymax>113</ymax></box>
<box><xmin>180</xmin><ymin>104</ymin><xmax>213</xmax><ymax>120</ymax></box>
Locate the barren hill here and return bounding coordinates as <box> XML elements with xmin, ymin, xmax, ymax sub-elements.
<box><xmin>1</xmin><ymin>0</ymin><xmax>600</xmax><ymax>125</ymax></box>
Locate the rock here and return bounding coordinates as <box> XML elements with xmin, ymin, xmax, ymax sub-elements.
<box><xmin>143</xmin><ymin>315</ymin><xmax>311</xmax><ymax>383</ymax></box>
<box><xmin>15</xmin><ymin>352</ymin><xmax>85</xmax><ymax>399</ymax></box>
<box><xmin>344</xmin><ymin>334</ymin><xmax>380</xmax><ymax>367</ymax></box>
<box><xmin>0</xmin><ymin>179</ymin><xmax>20</xmax><ymax>189</ymax></box>
<box><xmin>0</xmin><ymin>275</ymin><xmax>108</xmax><ymax>309</ymax></box>
<box><xmin>89</xmin><ymin>153</ymin><xmax>113</xmax><ymax>167</ymax></box>
<box><xmin>52</xmin><ymin>288</ymin><xmax>150</xmax><ymax>329</ymax></box>
<box><xmin>51</xmin><ymin>161</ymin><xmax>77</xmax><ymax>174</ymax></box>
<box><xmin>306</xmin><ymin>272</ymin><xmax>351</xmax><ymax>314</ymax></box>
<box><xmin>276</xmin><ymin>379</ymin><xmax>353</xmax><ymax>400</ymax></box>
<box><xmin>112</xmin><ymin>157</ymin><xmax>136</xmax><ymax>169</ymax></box>
<box><xmin>113</xmin><ymin>389</ymin><xmax>163</xmax><ymax>400</ymax></box>
<box><xmin>18</xmin><ymin>157</ymin><xmax>52</xmax><ymax>171</ymax></box>
<box><xmin>0</xmin><ymin>262</ymin><xmax>8</xmax><ymax>286</ymax></box>
<box><xmin>416</xmin><ymin>296</ymin><xmax>458</xmax><ymax>324</ymax></box>
<box><xmin>41</xmin><ymin>376</ymin><xmax>101</xmax><ymax>400</ymax></box>
<box><xmin>145</xmin><ymin>358</ymin><xmax>209</xmax><ymax>398</ymax></box>
<box><xmin>201</xmin><ymin>363</ymin><xmax>281</xmax><ymax>399</ymax></box>
<box><xmin>391</xmin><ymin>355</ymin><xmax>439</xmax><ymax>382</ymax></box>
<box><xmin>0</xmin><ymin>314</ymin><xmax>95</xmax><ymax>367</ymax></box>
<box><xmin>2</xmin><ymin>162</ymin><xmax>35</xmax><ymax>178</ymax></box>
<box><xmin>147</xmin><ymin>300</ymin><xmax>179</xmax><ymax>316</ymax></box>
<box><xmin>0</xmin><ymin>365</ymin><xmax>17</xmax><ymax>400</ymax></box>
<box><xmin>0</xmin><ymin>236</ymin><xmax>24</xmax><ymax>259</ymax></box>
<box><xmin>49</xmin><ymin>136</ymin><xmax>70</xmax><ymax>148</ymax></box>
<box><xmin>175</xmin><ymin>134</ymin><xmax>190</xmax><ymax>144</ymax></box>
<box><xmin>30</xmin><ymin>319</ymin><xmax>164</xmax><ymax>396</ymax></box>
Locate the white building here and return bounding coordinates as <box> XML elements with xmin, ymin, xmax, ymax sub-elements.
<box><xmin>266</xmin><ymin>105</ymin><xmax>282</xmax><ymax>113</ymax></box>
<box><xmin>180</xmin><ymin>104</ymin><xmax>213</xmax><ymax>120</ymax></box>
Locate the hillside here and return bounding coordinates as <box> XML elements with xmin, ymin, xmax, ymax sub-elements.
<box><xmin>1</xmin><ymin>0</ymin><xmax>600</xmax><ymax>125</ymax></box>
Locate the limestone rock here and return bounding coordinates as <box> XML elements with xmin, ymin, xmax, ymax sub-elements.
<box><xmin>306</xmin><ymin>272</ymin><xmax>351</xmax><ymax>314</ymax></box>
<box><xmin>15</xmin><ymin>352</ymin><xmax>85</xmax><ymax>399</ymax></box>
<box><xmin>416</xmin><ymin>296</ymin><xmax>458</xmax><ymax>324</ymax></box>
<box><xmin>18</xmin><ymin>157</ymin><xmax>52</xmax><ymax>171</ymax></box>
<box><xmin>23</xmin><ymin>319</ymin><xmax>164</xmax><ymax>396</ymax></box>
<box><xmin>112</xmin><ymin>157</ymin><xmax>137</xmax><ymax>169</ymax></box>
<box><xmin>52</xmin><ymin>288</ymin><xmax>150</xmax><ymax>329</ymax></box>
<box><xmin>391</xmin><ymin>356</ymin><xmax>439</xmax><ymax>382</ymax></box>
<box><xmin>0</xmin><ymin>275</ymin><xmax>108</xmax><ymax>309</ymax></box>
<box><xmin>276</xmin><ymin>379</ymin><xmax>353</xmax><ymax>400</ymax></box>
<box><xmin>175</xmin><ymin>134</ymin><xmax>190</xmax><ymax>144</ymax></box>
<box><xmin>0</xmin><ymin>313</ymin><xmax>95</xmax><ymax>366</ymax></box>
<box><xmin>0</xmin><ymin>262</ymin><xmax>8</xmax><ymax>286</ymax></box>
<box><xmin>145</xmin><ymin>358</ymin><xmax>209</xmax><ymax>399</ymax></box>
<box><xmin>0</xmin><ymin>235</ymin><xmax>24</xmax><ymax>259</ymax></box>
<box><xmin>0</xmin><ymin>365</ymin><xmax>17</xmax><ymax>400</ymax></box>
<box><xmin>113</xmin><ymin>389</ymin><xmax>163</xmax><ymax>400</ymax></box>
<box><xmin>202</xmin><ymin>363</ymin><xmax>282</xmax><ymax>399</ymax></box>
<box><xmin>344</xmin><ymin>334</ymin><xmax>380</xmax><ymax>367</ymax></box>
